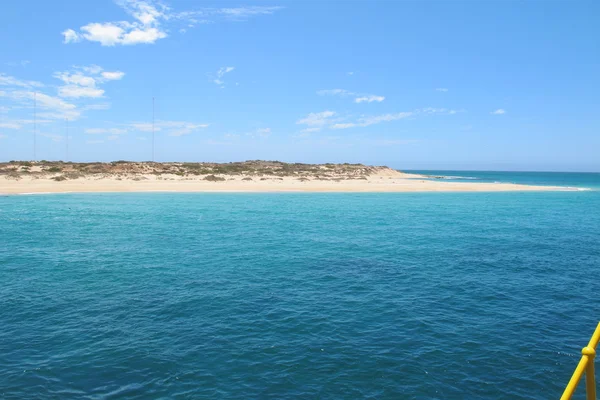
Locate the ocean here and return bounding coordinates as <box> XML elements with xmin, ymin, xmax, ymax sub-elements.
<box><xmin>1</xmin><ymin>171</ymin><xmax>599</xmax><ymax>399</ymax></box>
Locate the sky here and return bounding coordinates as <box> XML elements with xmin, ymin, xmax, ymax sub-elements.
<box><xmin>0</xmin><ymin>0</ymin><xmax>598</xmax><ymax>171</ymax></box>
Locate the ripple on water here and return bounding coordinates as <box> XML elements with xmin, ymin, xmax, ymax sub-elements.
<box><xmin>1</xmin><ymin>191</ymin><xmax>599</xmax><ymax>399</ymax></box>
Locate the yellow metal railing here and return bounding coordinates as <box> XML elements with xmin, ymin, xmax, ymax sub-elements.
<box><xmin>561</xmin><ymin>322</ymin><xmax>600</xmax><ymax>400</ymax></box>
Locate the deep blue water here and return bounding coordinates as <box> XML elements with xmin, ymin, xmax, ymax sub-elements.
<box><xmin>1</xmin><ymin>172</ymin><xmax>600</xmax><ymax>399</ymax></box>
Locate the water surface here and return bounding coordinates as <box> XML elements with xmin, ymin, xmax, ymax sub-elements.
<box><xmin>1</xmin><ymin>175</ymin><xmax>599</xmax><ymax>399</ymax></box>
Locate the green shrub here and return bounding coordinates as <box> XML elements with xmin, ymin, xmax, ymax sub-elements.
<box><xmin>204</xmin><ymin>174</ymin><xmax>225</xmax><ymax>182</ymax></box>
<box><xmin>6</xmin><ymin>171</ymin><xmax>22</xmax><ymax>180</ymax></box>
<box><xmin>52</xmin><ymin>175</ymin><xmax>67</xmax><ymax>181</ymax></box>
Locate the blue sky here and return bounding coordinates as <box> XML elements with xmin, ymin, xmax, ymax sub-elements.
<box><xmin>0</xmin><ymin>0</ymin><xmax>598</xmax><ymax>171</ymax></box>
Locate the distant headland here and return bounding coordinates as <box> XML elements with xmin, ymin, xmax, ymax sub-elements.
<box><xmin>0</xmin><ymin>160</ymin><xmax>567</xmax><ymax>194</ymax></box>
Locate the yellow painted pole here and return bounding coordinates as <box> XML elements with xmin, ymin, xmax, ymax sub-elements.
<box><xmin>561</xmin><ymin>356</ymin><xmax>589</xmax><ymax>400</ymax></box>
<box><xmin>583</xmin><ymin>346</ymin><xmax>596</xmax><ymax>400</ymax></box>
<box><xmin>560</xmin><ymin>323</ymin><xmax>600</xmax><ymax>400</ymax></box>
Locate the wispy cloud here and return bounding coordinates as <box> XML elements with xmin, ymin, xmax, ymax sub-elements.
<box><xmin>245</xmin><ymin>127</ymin><xmax>271</xmax><ymax>139</ymax></box>
<box><xmin>317</xmin><ymin>89</ymin><xmax>353</xmax><ymax>97</ymax></box>
<box><xmin>129</xmin><ymin>120</ymin><xmax>209</xmax><ymax>136</ymax></box>
<box><xmin>355</xmin><ymin>95</ymin><xmax>384</xmax><ymax>103</ymax></box>
<box><xmin>0</xmin><ymin>119</ymin><xmax>52</xmax><ymax>130</ymax></box>
<box><xmin>63</xmin><ymin>1</ymin><xmax>282</xmax><ymax>46</ymax></box>
<box><xmin>296</xmin><ymin>111</ymin><xmax>337</xmax><ymax>128</ymax></box>
<box><xmin>299</xmin><ymin>127</ymin><xmax>321</xmax><ymax>134</ymax></box>
<box><xmin>372</xmin><ymin>139</ymin><xmax>418</xmax><ymax>146</ymax></box>
<box><xmin>298</xmin><ymin>107</ymin><xmax>458</xmax><ymax>131</ymax></box>
<box><xmin>317</xmin><ymin>88</ymin><xmax>385</xmax><ymax>104</ymax></box>
<box><xmin>4</xmin><ymin>60</ymin><xmax>30</xmax><ymax>67</ymax></box>
<box><xmin>86</xmin><ymin>139</ymin><xmax>104</xmax><ymax>144</ymax></box>
<box><xmin>85</xmin><ymin>128</ymin><xmax>128</xmax><ymax>135</ymax></box>
<box><xmin>39</xmin><ymin>132</ymin><xmax>65</xmax><ymax>142</ymax></box>
<box><xmin>6</xmin><ymin>91</ymin><xmax>80</xmax><ymax>121</ymax></box>
<box><xmin>435</xmin><ymin>88</ymin><xmax>448</xmax><ymax>92</ymax></box>
<box><xmin>0</xmin><ymin>73</ymin><xmax>43</xmax><ymax>88</ymax></box>
<box><xmin>213</xmin><ymin>66</ymin><xmax>235</xmax><ymax>86</ymax></box>
<box><xmin>331</xmin><ymin>112</ymin><xmax>413</xmax><ymax>129</ymax></box>
<box><xmin>491</xmin><ymin>109</ymin><xmax>506</xmax><ymax>115</ymax></box>
<box><xmin>82</xmin><ymin>103</ymin><xmax>112</xmax><ymax>111</ymax></box>
<box><xmin>62</xmin><ymin>0</ymin><xmax>169</xmax><ymax>46</ymax></box>
<box><xmin>54</xmin><ymin>65</ymin><xmax>125</xmax><ymax>98</ymax></box>
<box><xmin>0</xmin><ymin>122</ymin><xmax>22</xmax><ymax>129</ymax></box>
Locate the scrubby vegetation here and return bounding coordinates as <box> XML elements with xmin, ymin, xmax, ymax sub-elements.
<box><xmin>0</xmin><ymin>160</ymin><xmax>398</xmax><ymax>182</ymax></box>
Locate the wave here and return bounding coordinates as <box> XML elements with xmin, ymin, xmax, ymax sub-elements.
<box><xmin>430</xmin><ymin>175</ymin><xmax>480</xmax><ymax>180</ymax></box>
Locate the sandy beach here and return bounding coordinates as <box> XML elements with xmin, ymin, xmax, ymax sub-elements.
<box><xmin>0</xmin><ymin>171</ymin><xmax>568</xmax><ymax>194</ymax></box>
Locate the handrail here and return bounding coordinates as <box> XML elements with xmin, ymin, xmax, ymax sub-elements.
<box><xmin>561</xmin><ymin>322</ymin><xmax>600</xmax><ymax>400</ymax></box>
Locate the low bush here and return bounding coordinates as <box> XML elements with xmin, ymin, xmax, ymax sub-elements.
<box><xmin>204</xmin><ymin>174</ymin><xmax>226</xmax><ymax>182</ymax></box>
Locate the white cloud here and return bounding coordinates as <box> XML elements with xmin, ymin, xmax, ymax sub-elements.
<box><xmin>82</xmin><ymin>103</ymin><xmax>111</xmax><ymax>111</ymax></box>
<box><xmin>66</xmin><ymin>0</ymin><xmax>169</xmax><ymax>46</ymax></box>
<box><xmin>296</xmin><ymin>111</ymin><xmax>336</xmax><ymax>127</ymax></box>
<box><xmin>355</xmin><ymin>95</ymin><xmax>385</xmax><ymax>103</ymax></box>
<box><xmin>373</xmin><ymin>139</ymin><xmax>418</xmax><ymax>146</ymax></box>
<box><xmin>101</xmin><ymin>71</ymin><xmax>125</xmax><ymax>80</ymax></box>
<box><xmin>55</xmin><ymin>72</ymin><xmax>96</xmax><ymax>87</ymax></box>
<box><xmin>80</xmin><ymin>65</ymin><xmax>104</xmax><ymax>74</ymax></box>
<box><xmin>62</xmin><ymin>29</ymin><xmax>81</xmax><ymax>43</ymax></box>
<box><xmin>317</xmin><ymin>89</ymin><xmax>353</xmax><ymax>97</ymax></box>
<box><xmin>54</xmin><ymin>66</ymin><xmax>124</xmax><ymax>99</ymax></box>
<box><xmin>436</xmin><ymin>88</ymin><xmax>448</xmax><ymax>92</ymax></box>
<box><xmin>333</xmin><ymin>112</ymin><xmax>414</xmax><ymax>129</ymax></box>
<box><xmin>13</xmin><ymin>91</ymin><xmax>76</xmax><ymax>111</ymax></box>
<box><xmin>40</xmin><ymin>132</ymin><xmax>65</xmax><ymax>142</ymax></box>
<box><xmin>213</xmin><ymin>66</ymin><xmax>235</xmax><ymax>86</ymax></box>
<box><xmin>59</xmin><ymin>86</ymin><xmax>105</xmax><ymax>98</ymax></box>
<box><xmin>107</xmin><ymin>135</ymin><xmax>120</xmax><ymax>140</ymax></box>
<box><xmin>63</xmin><ymin>1</ymin><xmax>282</xmax><ymax>46</ymax></box>
<box><xmin>4</xmin><ymin>60</ymin><xmax>30</xmax><ymax>67</ymax></box>
<box><xmin>217</xmin><ymin>66</ymin><xmax>234</xmax><ymax>77</ymax></box>
<box><xmin>0</xmin><ymin>73</ymin><xmax>44</xmax><ymax>88</ymax></box>
<box><xmin>0</xmin><ymin>134</ymin><xmax>6</xmax><ymax>139</ymax></box>
<box><xmin>246</xmin><ymin>127</ymin><xmax>271</xmax><ymax>138</ymax></box>
<box><xmin>80</xmin><ymin>23</ymin><xmax>127</xmax><ymax>46</ymax></box>
<box><xmin>121</xmin><ymin>27</ymin><xmax>167</xmax><ymax>45</ymax></box>
<box><xmin>347</xmin><ymin>72</ymin><xmax>354</xmax><ymax>76</ymax></box>
<box><xmin>322</xmin><ymin>107</ymin><xmax>457</xmax><ymax>130</ymax></box>
<box><xmin>257</xmin><ymin>127</ymin><xmax>271</xmax><ymax>136</ymax></box>
<box><xmin>330</xmin><ymin>123</ymin><xmax>357</xmax><ymax>129</ymax></box>
<box><xmin>491</xmin><ymin>109</ymin><xmax>506</xmax><ymax>115</ymax></box>
<box><xmin>85</xmin><ymin>128</ymin><xmax>127</xmax><ymax>135</ymax></box>
<box><xmin>300</xmin><ymin>127</ymin><xmax>321</xmax><ymax>133</ymax></box>
<box><xmin>130</xmin><ymin>123</ymin><xmax>156</xmax><ymax>132</ymax></box>
<box><xmin>0</xmin><ymin>122</ymin><xmax>22</xmax><ymax>129</ymax></box>
<box><xmin>168</xmin><ymin>122</ymin><xmax>209</xmax><ymax>136</ymax></box>
<box><xmin>86</xmin><ymin>140</ymin><xmax>104</xmax><ymax>144</ymax></box>
<box><xmin>129</xmin><ymin>120</ymin><xmax>209</xmax><ymax>136</ymax></box>
<box><xmin>0</xmin><ymin>119</ymin><xmax>52</xmax><ymax>130</ymax></box>
<box><xmin>420</xmin><ymin>107</ymin><xmax>460</xmax><ymax>115</ymax></box>
<box><xmin>363</xmin><ymin>111</ymin><xmax>414</xmax><ymax>124</ymax></box>
<box><xmin>318</xmin><ymin>88</ymin><xmax>385</xmax><ymax>104</ymax></box>
<box><xmin>215</xmin><ymin>6</ymin><xmax>282</xmax><ymax>19</ymax></box>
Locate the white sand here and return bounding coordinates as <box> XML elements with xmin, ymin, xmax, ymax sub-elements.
<box><xmin>0</xmin><ymin>171</ymin><xmax>569</xmax><ymax>194</ymax></box>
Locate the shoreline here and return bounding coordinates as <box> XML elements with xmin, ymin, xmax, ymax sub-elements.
<box><xmin>0</xmin><ymin>176</ymin><xmax>577</xmax><ymax>194</ymax></box>
<box><xmin>0</xmin><ymin>162</ymin><xmax>588</xmax><ymax>194</ymax></box>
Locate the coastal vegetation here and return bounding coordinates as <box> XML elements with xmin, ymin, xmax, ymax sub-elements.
<box><xmin>0</xmin><ymin>160</ymin><xmax>397</xmax><ymax>181</ymax></box>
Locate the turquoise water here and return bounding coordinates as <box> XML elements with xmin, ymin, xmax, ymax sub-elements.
<box><xmin>1</xmin><ymin>173</ymin><xmax>600</xmax><ymax>399</ymax></box>
<box><xmin>408</xmin><ymin>170</ymin><xmax>600</xmax><ymax>190</ymax></box>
